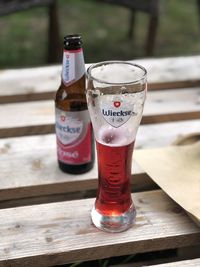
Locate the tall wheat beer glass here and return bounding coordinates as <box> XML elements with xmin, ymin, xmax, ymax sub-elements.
<box><xmin>86</xmin><ymin>61</ymin><xmax>147</xmax><ymax>232</ymax></box>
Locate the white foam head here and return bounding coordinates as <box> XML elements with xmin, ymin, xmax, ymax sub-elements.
<box><xmin>90</xmin><ymin>62</ymin><xmax>146</xmax><ymax>85</ymax></box>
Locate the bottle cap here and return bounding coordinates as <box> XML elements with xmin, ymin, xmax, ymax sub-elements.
<box><xmin>64</xmin><ymin>34</ymin><xmax>83</xmax><ymax>50</ymax></box>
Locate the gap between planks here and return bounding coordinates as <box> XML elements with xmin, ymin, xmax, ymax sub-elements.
<box><xmin>0</xmin><ymin>120</ymin><xmax>199</xmax><ymax>203</ymax></box>
<box><xmin>1</xmin><ymin>56</ymin><xmax>200</xmax><ymax>103</ymax></box>
<box><xmin>0</xmin><ymin>87</ymin><xmax>199</xmax><ymax>138</ymax></box>
<box><xmin>1</xmin><ymin>81</ymin><xmax>200</xmax><ymax>104</ymax></box>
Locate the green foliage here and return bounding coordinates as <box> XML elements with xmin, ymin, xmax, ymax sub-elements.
<box><xmin>0</xmin><ymin>0</ymin><xmax>199</xmax><ymax>68</ymax></box>
<box><xmin>69</xmin><ymin>262</ymin><xmax>82</xmax><ymax>267</ymax></box>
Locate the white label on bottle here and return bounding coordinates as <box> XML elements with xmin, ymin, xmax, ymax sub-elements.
<box><xmin>55</xmin><ymin>109</ymin><xmax>85</xmax><ymax>145</ymax></box>
<box><xmin>62</xmin><ymin>51</ymin><xmax>75</xmax><ymax>84</ymax></box>
<box><xmin>62</xmin><ymin>49</ymin><xmax>85</xmax><ymax>85</ymax></box>
<box><xmin>100</xmin><ymin>96</ymin><xmax>134</xmax><ymax>128</ymax></box>
<box><xmin>55</xmin><ymin>109</ymin><xmax>92</xmax><ymax>164</ymax></box>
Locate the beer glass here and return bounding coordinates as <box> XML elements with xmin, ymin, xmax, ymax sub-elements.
<box><xmin>86</xmin><ymin>61</ymin><xmax>147</xmax><ymax>232</ymax></box>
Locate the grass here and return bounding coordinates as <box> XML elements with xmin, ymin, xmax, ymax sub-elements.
<box><xmin>0</xmin><ymin>0</ymin><xmax>199</xmax><ymax>68</ymax></box>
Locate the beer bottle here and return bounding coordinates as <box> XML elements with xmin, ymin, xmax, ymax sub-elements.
<box><xmin>55</xmin><ymin>34</ymin><xmax>94</xmax><ymax>174</ymax></box>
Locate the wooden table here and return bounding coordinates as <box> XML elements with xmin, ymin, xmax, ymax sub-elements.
<box><xmin>0</xmin><ymin>56</ymin><xmax>200</xmax><ymax>267</ymax></box>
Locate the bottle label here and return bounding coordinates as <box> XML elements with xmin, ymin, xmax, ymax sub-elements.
<box><xmin>62</xmin><ymin>49</ymin><xmax>85</xmax><ymax>85</ymax></box>
<box><xmin>55</xmin><ymin>108</ymin><xmax>92</xmax><ymax>165</ymax></box>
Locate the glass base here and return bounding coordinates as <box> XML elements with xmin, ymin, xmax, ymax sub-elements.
<box><xmin>91</xmin><ymin>205</ymin><xmax>136</xmax><ymax>233</ymax></box>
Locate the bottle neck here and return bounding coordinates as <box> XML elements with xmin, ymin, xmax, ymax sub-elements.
<box><xmin>61</xmin><ymin>48</ymin><xmax>85</xmax><ymax>86</ymax></box>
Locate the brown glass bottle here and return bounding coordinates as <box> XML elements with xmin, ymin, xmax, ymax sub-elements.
<box><xmin>55</xmin><ymin>34</ymin><xmax>94</xmax><ymax>174</ymax></box>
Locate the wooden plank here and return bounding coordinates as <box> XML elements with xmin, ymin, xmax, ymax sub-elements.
<box><xmin>0</xmin><ymin>100</ymin><xmax>54</xmax><ymax>137</ymax></box>
<box><xmin>0</xmin><ymin>56</ymin><xmax>200</xmax><ymax>103</ymax></box>
<box><xmin>142</xmin><ymin>87</ymin><xmax>200</xmax><ymax>124</ymax></box>
<box><xmin>136</xmin><ymin>120</ymin><xmax>200</xmax><ymax>149</ymax></box>
<box><xmin>0</xmin><ymin>88</ymin><xmax>199</xmax><ymax>138</ymax></box>
<box><xmin>0</xmin><ymin>65</ymin><xmax>60</xmax><ymax>103</ymax></box>
<box><xmin>0</xmin><ymin>120</ymin><xmax>199</xmax><ymax>202</ymax></box>
<box><xmin>143</xmin><ymin>88</ymin><xmax>200</xmax><ymax>115</ymax></box>
<box><xmin>0</xmin><ymin>133</ymin><xmax>147</xmax><ymax>201</ymax></box>
<box><xmin>0</xmin><ymin>190</ymin><xmax>199</xmax><ymax>267</ymax></box>
<box><xmin>147</xmin><ymin>258</ymin><xmax>200</xmax><ymax>266</ymax></box>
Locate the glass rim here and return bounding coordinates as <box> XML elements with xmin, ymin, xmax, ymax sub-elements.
<box><xmin>87</xmin><ymin>60</ymin><xmax>147</xmax><ymax>85</ymax></box>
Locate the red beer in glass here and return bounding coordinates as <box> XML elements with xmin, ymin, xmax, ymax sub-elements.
<box><xmin>86</xmin><ymin>61</ymin><xmax>147</xmax><ymax>232</ymax></box>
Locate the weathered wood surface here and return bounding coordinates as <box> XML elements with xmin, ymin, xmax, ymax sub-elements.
<box><xmin>0</xmin><ymin>100</ymin><xmax>54</xmax><ymax>138</ymax></box>
<box><xmin>0</xmin><ymin>65</ymin><xmax>60</xmax><ymax>103</ymax></box>
<box><xmin>0</xmin><ymin>120</ymin><xmax>199</xmax><ymax>202</ymax></box>
<box><xmin>137</xmin><ymin>56</ymin><xmax>200</xmax><ymax>90</ymax></box>
<box><xmin>142</xmin><ymin>87</ymin><xmax>200</xmax><ymax>124</ymax></box>
<box><xmin>148</xmin><ymin>258</ymin><xmax>200</xmax><ymax>266</ymax></box>
<box><xmin>136</xmin><ymin>120</ymin><xmax>200</xmax><ymax>149</ymax></box>
<box><xmin>0</xmin><ymin>56</ymin><xmax>200</xmax><ymax>103</ymax></box>
<box><xmin>0</xmin><ymin>190</ymin><xmax>199</xmax><ymax>267</ymax></box>
<box><xmin>0</xmin><ymin>56</ymin><xmax>199</xmax><ymax>266</ymax></box>
<box><xmin>0</xmin><ymin>87</ymin><xmax>199</xmax><ymax>138</ymax></box>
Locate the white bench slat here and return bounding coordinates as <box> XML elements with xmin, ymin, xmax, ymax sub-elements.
<box><xmin>0</xmin><ymin>87</ymin><xmax>199</xmax><ymax>138</ymax></box>
<box><xmin>0</xmin><ymin>120</ymin><xmax>199</xmax><ymax>202</ymax></box>
<box><xmin>0</xmin><ymin>65</ymin><xmax>60</xmax><ymax>101</ymax></box>
<box><xmin>136</xmin><ymin>119</ymin><xmax>200</xmax><ymax>149</ymax></box>
<box><xmin>0</xmin><ymin>56</ymin><xmax>200</xmax><ymax>103</ymax></box>
<box><xmin>144</xmin><ymin>88</ymin><xmax>200</xmax><ymax>115</ymax></box>
<box><xmin>0</xmin><ymin>190</ymin><xmax>199</xmax><ymax>266</ymax></box>
<box><xmin>143</xmin><ymin>88</ymin><xmax>200</xmax><ymax>123</ymax></box>
<box><xmin>0</xmin><ymin>56</ymin><xmax>199</xmax><ymax>266</ymax></box>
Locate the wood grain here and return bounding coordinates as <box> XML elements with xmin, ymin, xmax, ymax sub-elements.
<box><xmin>0</xmin><ymin>65</ymin><xmax>60</xmax><ymax>103</ymax></box>
<box><xmin>0</xmin><ymin>120</ymin><xmax>199</xmax><ymax>202</ymax></box>
<box><xmin>0</xmin><ymin>56</ymin><xmax>200</xmax><ymax>103</ymax></box>
<box><xmin>0</xmin><ymin>88</ymin><xmax>199</xmax><ymax>138</ymax></box>
<box><xmin>0</xmin><ymin>57</ymin><xmax>199</xmax><ymax>266</ymax></box>
<box><xmin>0</xmin><ymin>190</ymin><xmax>199</xmax><ymax>267</ymax></box>
<box><xmin>142</xmin><ymin>88</ymin><xmax>200</xmax><ymax>123</ymax></box>
<box><xmin>0</xmin><ymin>134</ymin><xmax>148</xmax><ymax>201</ymax></box>
<box><xmin>143</xmin><ymin>88</ymin><xmax>200</xmax><ymax>115</ymax></box>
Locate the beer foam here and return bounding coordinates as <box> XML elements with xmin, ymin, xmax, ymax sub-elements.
<box><xmin>91</xmin><ymin>63</ymin><xmax>143</xmax><ymax>84</ymax></box>
<box><xmin>97</xmin><ymin>125</ymin><xmax>133</xmax><ymax>147</ymax></box>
